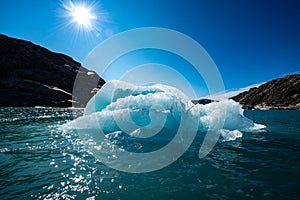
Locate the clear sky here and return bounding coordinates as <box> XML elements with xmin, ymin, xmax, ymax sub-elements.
<box><xmin>1</xmin><ymin>0</ymin><xmax>299</xmax><ymax>96</ymax></box>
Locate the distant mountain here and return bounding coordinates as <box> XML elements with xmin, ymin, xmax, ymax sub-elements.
<box><xmin>232</xmin><ymin>74</ymin><xmax>300</xmax><ymax>110</ymax></box>
<box><xmin>0</xmin><ymin>34</ymin><xmax>105</xmax><ymax>107</ymax></box>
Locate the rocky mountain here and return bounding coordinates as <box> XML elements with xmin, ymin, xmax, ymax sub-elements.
<box><xmin>0</xmin><ymin>34</ymin><xmax>105</xmax><ymax>107</ymax></box>
<box><xmin>232</xmin><ymin>74</ymin><xmax>300</xmax><ymax>109</ymax></box>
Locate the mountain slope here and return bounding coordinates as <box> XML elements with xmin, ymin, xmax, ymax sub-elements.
<box><xmin>232</xmin><ymin>74</ymin><xmax>300</xmax><ymax>109</ymax></box>
<box><xmin>0</xmin><ymin>34</ymin><xmax>105</xmax><ymax>107</ymax></box>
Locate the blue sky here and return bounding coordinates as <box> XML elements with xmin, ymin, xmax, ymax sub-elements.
<box><xmin>1</xmin><ymin>0</ymin><xmax>299</xmax><ymax>97</ymax></box>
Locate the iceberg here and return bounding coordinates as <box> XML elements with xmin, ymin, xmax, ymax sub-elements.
<box><xmin>62</xmin><ymin>80</ymin><xmax>265</xmax><ymax>172</ymax></box>
<box><xmin>65</xmin><ymin>80</ymin><xmax>265</xmax><ymax>140</ymax></box>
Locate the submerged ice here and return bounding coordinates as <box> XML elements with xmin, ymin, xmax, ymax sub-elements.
<box><xmin>65</xmin><ymin>80</ymin><xmax>265</xmax><ymax>142</ymax></box>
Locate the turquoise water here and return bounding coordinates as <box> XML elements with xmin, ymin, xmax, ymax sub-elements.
<box><xmin>0</xmin><ymin>108</ymin><xmax>299</xmax><ymax>199</ymax></box>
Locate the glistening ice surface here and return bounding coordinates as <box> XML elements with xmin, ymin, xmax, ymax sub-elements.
<box><xmin>65</xmin><ymin>80</ymin><xmax>264</xmax><ymax>139</ymax></box>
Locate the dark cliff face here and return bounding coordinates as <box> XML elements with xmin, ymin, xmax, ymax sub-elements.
<box><xmin>0</xmin><ymin>34</ymin><xmax>105</xmax><ymax>107</ymax></box>
<box><xmin>232</xmin><ymin>74</ymin><xmax>300</xmax><ymax>109</ymax></box>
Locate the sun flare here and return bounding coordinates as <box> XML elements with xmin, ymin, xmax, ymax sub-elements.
<box><xmin>63</xmin><ymin>1</ymin><xmax>97</xmax><ymax>31</ymax></box>
<box><xmin>70</xmin><ymin>5</ymin><xmax>96</xmax><ymax>28</ymax></box>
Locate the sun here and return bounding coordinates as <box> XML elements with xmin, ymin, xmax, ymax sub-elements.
<box><xmin>70</xmin><ymin>5</ymin><xmax>96</xmax><ymax>29</ymax></box>
<box><xmin>63</xmin><ymin>1</ymin><xmax>97</xmax><ymax>31</ymax></box>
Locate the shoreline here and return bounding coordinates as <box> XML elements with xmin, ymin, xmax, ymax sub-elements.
<box><xmin>1</xmin><ymin>105</ymin><xmax>299</xmax><ymax>111</ymax></box>
<box><xmin>241</xmin><ymin>105</ymin><xmax>300</xmax><ymax>110</ymax></box>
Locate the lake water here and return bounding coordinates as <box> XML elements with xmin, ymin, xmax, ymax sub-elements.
<box><xmin>0</xmin><ymin>108</ymin><xmax>299</xmax><ymax>199</ymax></box>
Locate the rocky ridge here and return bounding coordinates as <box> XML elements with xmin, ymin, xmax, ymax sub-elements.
<box><xmin>0</xmin><ymin>34</ymin><xmax>105</xmax><ymax>107</ymax></box>
<box><xmin>232</xmin><ymin>74</ymin><xmax>300</xmax><ymax>110</ymax></box>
